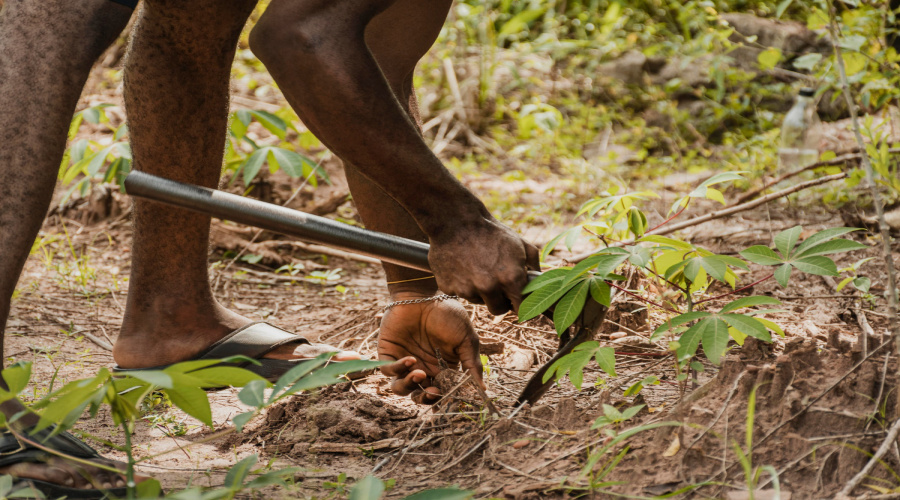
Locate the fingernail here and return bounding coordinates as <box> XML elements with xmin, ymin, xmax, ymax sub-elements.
<box><xmin>103</xmin><ymin>482</ymin><xmax>113</xmax><ymax>489</ymax></box>
<box><xmin>65</xmin><ymin>478</ymin><xmax>75</xmax><ymax>487</ymax></box>
<box><xmin>412</xmin><ymin>374</ymin><xmax>424</xmax><ymax>383</ymax></box>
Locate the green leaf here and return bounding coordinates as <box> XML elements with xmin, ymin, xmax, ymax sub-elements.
<box><xmin>522</xmin><ymin>268</ymin><xmax>570</xmax><ymax>294</ymax></box>
<box><xmin>792</xmin><ymin>256</ymin><xmax>838</xmax><ymax>276</ymax></box>
<box><xmin>774</xmin><ymin>263</ymin><xmax>792</xmax><ymax>287</ymax></box>
<box><xmin>123</xmin><ymin>370</ymin><xmax>173</xmax><ymax>390</ymax></box>
<box><xmin>675</xmin><ymin>321</ymin><xmax>705</xmax><ymax>361</ymax></box>
<box><xmin>774</xmin><ymin>225</ymin><xmax>802</xmax><ymax>258</ymax></box>
<box><xmin>720</xmin><ymin>296</ymin><xmax>781</xmax><ymax>313</ymax></box>
<box><xmin>639</xmin><ymin>235</ymin><xmax>694</xmax><ymax>250</ymax></box>
<box><xmin>700</xmin><ymin>319</ymin><xmax>730</xmax><ymax>365</ymax></box>
<box><xmin>740</xmin><ymin>246</ymin><xmax>784</xmax><ymax>266</ymax></box>
<box><xmin>518</xmin><ymin>276</ymin><xmax>577</xmax><ymax>323</ymax></box>
<box><xmin>245</xmin><ymin>468</ymin><xmax>299</xmax><ymax>490</ymax></box>
<box><xmin>553</xmin><ymin>280</ymin><xmax>591</xmax><ymax>334</ymax></box>
<box><xmin>653</xmin><ymin>312</ymin><xmax>711</xmax><ymax>336</ymax></box>
<box><xmin>498</xmin><ymin>9</ymin><xmax>546</xmax><ymax>37</ymax></box>
<box><xmin>542</xmin><ymin>342</ymin><xmax>598</xmax><ymax>389</ymax></box>
<box><xmin>283</xmin><ymin>360</ymin><xmax>386</xmax><ymax>398</ymax></box>
<box><xmin>621</xmin><ymin>404</ymin><xmax>646</xmax><ymax>420</ymax></box>
<box><xmin>793</xmin><ymin>228</ymin><xmax>861</xmax><ymax>255</ymax></box>
<box><xmin>595</xmin><ymin>346</ymin><xmax>616</xmax><ymax>377</ymax></box>
<box><xmin>249</xmin><ymin>110</ymin><xmax>287</xmax><ymax>140</ymax></box>
<box><xmin>1</xmin><ymin>362</ymin><xmax>32</xmax><ymax>395</ymax></box>
<box><xmin>233</xmin><ymin>411</ymin><xmax>256</xmax><ymax>432</ymax></box>
<box><xmin>755</xmin><ymin>317</ymin><xmax>785</xmax><ymax>337</ymax></box>
<box><xmin>224</xmin><ymin>454</ymin><xmax>258</xmax><ymax>489</ymax></box>
<box><xmin>402</xmin><ymin>488</ymin><xmax>473</xmax><ymax>500</ymax></box>
<box><xmin>775</xmin><ymin>0</ymin><xmax>794</xmax><ymax>18</ymax></box>
<box><xmin>793</xmin><ymin>239</ymin><xmax>866</xmax><ymax>258</ymax></box>
<box><xmin>350</xmin><ymin>475</ymin><xmax>385</xmax><ymax>500</ymax></box>
<box><xmin>166</xmin><ymin>385</ymin><xmax>213</xmax><ymax>427</ymax></box>
<box><xmin>241</xmin><ymin>148</ymin><xmax>268</xmax><ymax>185</ymax></box>
<box><xmin>270</xmin><ymin>356</ymin><xmax>330</xmax><ymax>401</ymax></box>
<box><xmin>853</xmin><ymin>276</ymin><xmax>872</xmax><ymax>293</ymax></box>
<box><xmin>792</xmin><ymin>53</ymin><xmax>822</xmax><ymax>71</ymax></box>
<box><xmin>188</xmin><ymin>366</ymin><xmax>265</xmax><ymax>389</ymax></box>
<box><xmin>588</xmin><ymin>278</ymin><xmax>612</xmax><ymax>307</ymax></box>
<box><xmin>722</xmin><ymin>314</ymin><xmax>772</xmax><ymax>342</ymax></box>
<box><xmin>238</xmin><ymin>379</ymin><xmax>269</xmax><ymax>408</ymax></box>
<box><xmin>757</xmin><ymin>47</ymin><xmax>783</xmax><ymax>71</ymax></box>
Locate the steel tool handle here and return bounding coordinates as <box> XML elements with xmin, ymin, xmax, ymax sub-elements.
<box><xmin>124</xmin><ymin>171</ymin><xmax>431</xmax><ymax>272</ymax></box>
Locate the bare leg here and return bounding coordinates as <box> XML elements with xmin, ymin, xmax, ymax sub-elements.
<box><xmin>251</xmin><ymin>0</ymin><xmax>485</xmax><ymax>401</ymax></box>
<box><xmin>0</xmin><ymin>0</ymin><xmax>136</xmax><ymax>488</ymax></box>
<box><xmin>115</xmin><ymin>0</ymin><xmax>357</xmax><ymax>367</ymax></box>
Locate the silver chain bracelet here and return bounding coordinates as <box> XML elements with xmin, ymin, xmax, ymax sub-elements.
<box><xmin>381</xmin><ymin>294</ymin><xmax>459</xmax><ymax>313</ymax></box>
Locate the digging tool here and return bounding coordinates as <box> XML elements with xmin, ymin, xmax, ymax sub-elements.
<box><xmin>123</xmin><ymin>171</ymin><xmax>610</xmax><ymax>405</ymax></box>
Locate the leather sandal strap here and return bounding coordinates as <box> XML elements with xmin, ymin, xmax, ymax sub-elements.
<box><xmin>196</xmin><ymin>322</ymin><xmax>310</xmax><ymax>361</ymax></box>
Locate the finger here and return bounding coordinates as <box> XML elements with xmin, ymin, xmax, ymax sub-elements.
<box><xmin>410</xmin><ymin>387</ymin><xmax>441</xmax><ymax>405</ymax></box>
<box><xmin>481</xmin><ymin>288</ymin><xmax>512</xmax><ymax>315</ymax></box>
<box><xmin>524</xmin><ymin>240</ymin><xmax>542</xmax><ymax>271</ymax></box>
<box><xmin>457</xmin><ymin>330</ymin><xmax>485</xmax><ymax>389</ymax></box>
<box><xmin>379</xmin><ymin>356</ymin><xmax>416</xmax><ymax>379</ymax></box>
<box><xmin>390</xmin><ymin>368</ymin><xmax>430</xmax><ymax>396</ymax></box>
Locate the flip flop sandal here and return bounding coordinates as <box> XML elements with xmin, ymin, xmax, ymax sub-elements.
<box><xmin>113</xmin><ymin>321</ymin><xmax>372</xmax><ymax>382</ymax></box>
<box><xmin>0</xmin><ymin>426</ymin><xmax>128</xmax><ymax>499</ymax></box>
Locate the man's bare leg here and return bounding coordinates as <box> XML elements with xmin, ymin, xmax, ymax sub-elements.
<box><xmin>0</xmin><ymin>0</ymin><xmax>135</xmax><ymax>489</ymax></box>
<box><xmin>250</xmin><ymin>0</ymin><xmax>523</xmax><ymax>400</ymax></box>
<box><xmin>115</xmin><ymin>0</ymin><xmax>358</xmax><ymax>368</ymax></box>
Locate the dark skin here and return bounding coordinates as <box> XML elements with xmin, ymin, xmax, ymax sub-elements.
<box><xmin>0</xmin><ymin>0</ymin><xmax>538</xmax><ymax>488</ymax></box>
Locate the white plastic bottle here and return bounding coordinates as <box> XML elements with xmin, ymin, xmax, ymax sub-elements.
<box><xmin>779</xmin><ymin>87</ymin><xmax>821</xmax><ymax>170</ymax></box>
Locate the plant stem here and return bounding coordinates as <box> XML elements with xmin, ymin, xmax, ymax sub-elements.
<box><xmin>607</xmin><ymin>282</ymin><xmax>679</xmax><ymax>314</ymax></box>
<box><xmin>827</xmin><ymin>4</ymin><xmax>900</xmax><ymax>344</ymax></box>
<box><xmin>648</xmin><ymin>198</ymin><xmax>691</xmax><ymax>233</ymax></box>
<box><xmin>695</xmin><ymin>274</ymin><xmax>774</xmax><ymax>306</ymax></box>
<box><xmin>123</xmin><ymin>420</ymin><xmax>136</xmax><ymax>500</ymax></box>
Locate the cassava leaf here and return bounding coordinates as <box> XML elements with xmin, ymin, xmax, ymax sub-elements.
<box><xmin>740</xmin><ymin>246</ymin><xmax>783</xmax><ymax>265</ymax></box>
<box><xmin>774</xmin><ymin>225</ymin><xmax>802</xmax><ymax>258</ymax></box>
<box><xmin>720</xmin><ymin>296</ymin><xmax>781</xmax><ymax>313</ymax></box>
<box><xmin>792</xmin><ymin>256</ymin><xmax>838</xmax><ymax>276</ymax></box>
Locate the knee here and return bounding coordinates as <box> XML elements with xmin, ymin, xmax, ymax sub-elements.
<box><xmin>250</xmin><ymin>5</ymin><xmax>326</xmax><ymax>69</ymax></box>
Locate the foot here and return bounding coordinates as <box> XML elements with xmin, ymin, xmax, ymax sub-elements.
<box><xmin>378</xmin><ymin>292</ymin><xmax>483</xmax><ymax>404</ymax></box>
<box><xmin>114</xmin><ymin>299</ymin><xmax>359</xmax><ymax>369</ymax></box>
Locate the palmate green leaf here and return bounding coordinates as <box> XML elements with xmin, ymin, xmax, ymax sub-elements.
<box><xmin>522</xmin><ymin>268</ymin><xmax>570</xmax><ymax>294</ymax></box>
<box><xmin>238</xmin><ymin>379</ymin><xmax>268</xmax><ymax>409</ymax></box>
<box><xmin>793</xmin><ymin>239</ymin><xmax>866</xmax><ymax>259</ymax></box>
<box><xmin>240</xmin><ymin>148</ymin><xmax>268</xmax><ymax>185</ymax></box>
<box><xmin>740</xmin><ymin>246</ymin><xmax>784</xmax><ymax>266</ymax></box>
<box><xmin>519</xmin><ymin>275</ymin><xmax>579</xmax><ymax>322</ymax></box>
<box><xmin>755</xmin><ymin>317</ymin><xmax>785</xmax><ymax>337</ymax></box>
<box><xmin>774</xmin><ymin>263</ymin><xmax>792</xmax><ymax>287</ymax></box>
<box><xmin>722</xmin><ymin>314</ymin><xmax>771</xmax><ymax>342</ymax></box>
<box><xmin>245</xmin><ymin>467</ymin><xmax>300</xmax><ymax>490</ymax></box>
<box><xmin>700</xmin><ymin>319</ymin><xmax>730</xmax><ymax>365</ymax></box>
<box><xmin>560</xmin><ymin>254</ymin><xmax>618</xmax><ymax>289</ymax></box>
<box><xmin>774</xmin><ymin>226</ymin><xmax>802</xmax><ymax>258</ymax></box>
<box><xmin>124</xmin><ymin>370</ymin><xmax>173</xmax><ymax>389</ymax></box>
<box><xmin>187</xmin><ymin>367</ymin><xmax>265</xmax><ymax>389</ymax></box>
<box><xmin>792</xmin><ymin>256</ymin><xmax>838</xmax><ymax>276</ymax></box>
<box><xmin>540</xmin><ymin>228</ymin><xmax>576</xmax><ymax>261</ymax></box>
<box><xmin>793</xmin><ymin>228</ymin><xmax>862</xmax><ymax>255</ymax></box>
<box><xmin>720</xmin><ymin>296</ymin><xmax>782</xmax><ymax>313</ymax></box>
<box><xmin>542</xmin><ymin>341</ymin><xmax>599</xmax><ymax>389</ymax></box>
<box><xmin>282</xmin><ymin>360</ymin><xmax>386</xmax><ymax>399</ymax></box>
<box><xmin>554</xmin><ymin>279</ymin><xmax>591</xmax><ymax>334</ymax></box>
<box><xmin>349</xmin><ymin>475</ymin><xmax>385</xmax><ymax>500</ymax></box>
<box><xmin>853</xmin><ymin>276</ymin><xmax>872</xmax><ymax>293</ymax></box>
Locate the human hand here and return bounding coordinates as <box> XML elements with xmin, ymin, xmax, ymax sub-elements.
<box><xmin>378</xmin><ymin>295</ymin><xmax>482</xmax><ymax>404</ymax></box>
<box><xmin>428</xmin><ymin>216</ymin><xmax>540</xmax><ymax>315</ymax></box>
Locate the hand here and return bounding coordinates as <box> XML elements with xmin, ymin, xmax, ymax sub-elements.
<box><xmin>378</xmin><ymin>295</ymin><xmax>482</xmax><ymax>404</ymax></box>
<box><xmin>428</xmin><ymin>216</ymin><xmax>541</xmax><ymax>315</ymax></box>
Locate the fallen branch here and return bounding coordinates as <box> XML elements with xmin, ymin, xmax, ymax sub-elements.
<box><xmin>732</xmin><ymin>150</ymin><xmax>897</xmax><ymax>205</ymax></box>
<box><xmin>835</xmin><ymin>416</ymin><xmax>900</xmax><ymax>499</ymax></box>
<box><xmin>570</xmin><ymin>172</ymin><xmax>847</xmax><ymax>263</ymax></box>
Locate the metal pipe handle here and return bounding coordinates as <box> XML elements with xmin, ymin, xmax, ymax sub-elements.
<box><xmin>124</xmin><ymin>171</ymin><xmax>431</xmax><ymax>272</ymax></box>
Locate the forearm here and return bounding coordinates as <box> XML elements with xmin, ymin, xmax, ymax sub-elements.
<box><xmin>252</xmin><ymin>0</ymin><xmax>492</xmax><ymax>238</ymax></box>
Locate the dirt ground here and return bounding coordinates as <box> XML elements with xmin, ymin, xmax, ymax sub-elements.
<box><xmin>7</xmin><ymin>160</ymin><xmax>900</xmax><ymax>499</ymax></box>
<box><xmin>5</xmin><ymin>31</ymin><xmax>900</xmax><ymax>498</ymax></box>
